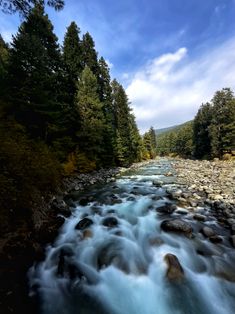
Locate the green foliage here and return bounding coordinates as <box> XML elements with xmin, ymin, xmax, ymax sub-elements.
<box><xmin>0</xmin><ymin>0</ymin><xmax>64</xmax><ymax>16</ymax></box>
<box><xmin>156</xmin><ymin>121</ymin><xmax>193</xmax><ymax>157</ymax></box>
<box><xmin>0</xmin><ymin>34</ymin><xmax>9</xmax><ymax>82</ymax></box>
<box><xmin>112</xmin><ymin>79</ymin><xmax>141</xmax><ymax>166</ymax></box>
<box><xmin>75</xmin><ymin>66</ymin><xmax>105</xmax><ymax>163</ymax></box>
<box><xmin>193</xmin><ymin>88</ymin><xmax>235</xmax><ymax>159</ymax></box>
<box><xmin>7</xmin><ymin>4</ymin><xmax>64</xmax><ymax>141</ymax></box>
<box><xmin>81</xmin><ymin>32</ymin><xmax>99</xmax><ymax>77</ymax></box>
<box><xmin>0</xmin><ymin>117</ymin><xmax>61</xmax><ymax>215</ymax></box>
<box><xmin>142</xmin><ymin>126</ymin><xmax>157</xmax><ymax>159</ymax></box>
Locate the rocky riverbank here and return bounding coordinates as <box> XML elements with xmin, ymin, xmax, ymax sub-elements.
<box><xmin>160</xmin><ymin>158</ymin><xmax>235</xmax><ymax>245</ymax></box>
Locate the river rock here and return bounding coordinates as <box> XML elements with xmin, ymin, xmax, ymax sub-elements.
<box><xmin>161</xmin><ymin>219</ymin><xmax>193</xmax><ymax>237</ymax></box>
<box><xmin>153</xmin><ymin>180</ymin><xmax>163</xmax><ymax>187</ymax></box>
<box><xmin>102</xmin><ymin>217</ymin><xmax>119</xmax><ymax>228</ymax></box>
<box><xmin>230</xmin><ymin>235</ymin><xmax>235</xmax><ymax>247</ymax></box>
<box><xmin>201</xmin><ymin>226</ymin><xmax>215</xmax><ymax>237</ymax></box>
<box><xmin>82</xmin><ymin>229</ymin><xmax>93</xmax><ymax>239</ymax></box>
<box><xmin>156</xmin><ymin>203</ymin><xmax>177</xmax><ymax>214</ymax></box>
<box><xmin>209</xmin><ymin>235</ymin><xmax>223</xmax><ymax>244</ymax></box>
<box><xmin>193</xmin><ymin>214</ymin><xmax>206</xmax><ymax>222</ymax></box>
<box><xmin>164</xmin><ymin>253</ymin><xmax>184</xmax><ymax>282</ymax></box>
<box><xmin>75</xmin><ymin>218</ymin><xmax>93</xmax><ymax>230</ymax></box>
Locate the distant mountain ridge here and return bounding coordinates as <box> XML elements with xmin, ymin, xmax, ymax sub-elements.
<box><xmin>155</xmin><ymin>121</ymin><xmax>192</xmax><ymax>135</ymax></box>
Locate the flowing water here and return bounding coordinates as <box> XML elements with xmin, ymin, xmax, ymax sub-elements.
<box><xmin>30</xmin><ymin>159</ymin><xmax>235</xmax><ymax>314</ymax></box>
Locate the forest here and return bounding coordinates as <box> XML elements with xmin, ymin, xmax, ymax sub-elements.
<box><xmin>0</xmin><ymin>4</ymin><xmax>157</xmax><ymax>226</ymax></box>
<box><xmin>156</xmin><ymin>87</ymin><xmax>235</xmax><ymax>159</ymax></box>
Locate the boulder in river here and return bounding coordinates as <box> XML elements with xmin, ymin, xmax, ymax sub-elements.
<box><xmin>161</xmin><ymin>219</ymin><xmax>193</xmax><ymax>237</ymax></box>
<box><xmin>201</xmin><ymin>226</ymin><xmax>215</xmax><ymax>238</ymax></box>
<box><xmin>156</xmin><ymin>203</ymin><xmax>177</xmax><ymax>214</ymax></box>
<box><xmin>75</xmin><ymin>218</ymin><xmax>93</xmax><ymax>230</ymax></box>
<box><xmin>193</xmin><ymin>214</ymin><xmax>206</xmax><ymax>222</ymax></box>
<box><xmin>102</xmin><ymin>217</ymin><xmax>119</xmax><ymax>228</ymax></box>
<box><xmin>164</xmin><ymin>253</ymin><xmax>184</xmax><ymax>282</ymax></box>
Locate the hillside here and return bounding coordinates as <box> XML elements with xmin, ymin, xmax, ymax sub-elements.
<box><xmin>155</xmin><ymin>121</ymin><xmax>192</xmax><ymax>136</ymax></box>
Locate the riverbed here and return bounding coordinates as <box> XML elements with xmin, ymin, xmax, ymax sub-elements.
<box><xmin>30</xmin><ymin>159</ymin><xmax>235</xmax><ymax>314</ymax></box>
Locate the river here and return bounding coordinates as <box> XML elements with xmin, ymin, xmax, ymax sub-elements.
<box><xmin>29</xmin><ymin>159</ymin><xmax>235</xmax><ymax>314</ymax></box>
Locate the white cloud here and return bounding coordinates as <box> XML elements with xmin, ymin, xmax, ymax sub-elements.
<box><xmin>126</xmin><ymin>38</ymin><xmax>235</xmax><ymax>133</ymax></box>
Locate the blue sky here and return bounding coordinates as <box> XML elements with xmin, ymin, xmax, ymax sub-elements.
<box><xmin>1</xmin><ymin>0</ymin><xmax>235</xmax><ymax>132</ymax></box>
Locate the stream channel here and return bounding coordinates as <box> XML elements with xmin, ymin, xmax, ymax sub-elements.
<box><xmin>30</xmin><ymin>159</ymin><xmax>235</xmax><ymax>314</ymax></box>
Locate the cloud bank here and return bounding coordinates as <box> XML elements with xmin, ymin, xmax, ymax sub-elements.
<box><xmin>126</xmin><ymin>38</ymin><xmax>235</xmax><ymax>133</ymax></box>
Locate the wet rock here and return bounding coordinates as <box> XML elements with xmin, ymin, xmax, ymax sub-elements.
<box><xmin>209</xmin><ymin>235</ymin><xmax>223</xmax><ymax>244</ymax></box>
<box><xmin>102</xmin><ymin>217</ymin><xmax>119</xmax><ymax>228</ymax></box>
<box><xmin>75</xmin><ymin>218</ymin><xmax>93</xmax><ymax>230</ymax></box>
<box><xmin>164</xmin><ymin>253</ymin><xmax>184</xmax><ymax>282</ymax></box>
<box><xmin>127</xmin><ymin>196</ymin><xmax>136</xmax><ymax>201</ymax></box>
<box><xmin>193</xmin><ymin>214</ymin><xmax>206</xmax><ymax>222</ymax></box>
<box><xmin>51</xmin><ymin>198</ymin><xmax>70</xmax><ymax>217</ymax></box>
<box><xmin>230</xmin><ymin>224</ymin><xmax>235</xmax><ymax>235</ymax></box>
<box><xmin>230</xmin><ymin>235</ymin><xmax>235</xmax><ymax>247</ymax></box>
<box><xmin>175</xmin><ymin>208</ymin><xmax>189</xmax><ymax>215</ymax></box>
<box><xmin>153</xmin><ymin>180</ymin><xmax>163</xmax><ymax>187</ymax></box>
<box><xmin>79</xmin><ymin>197</ymin><xmax>91</xmax><ymax>206</ymax></box>
<box><xmin>161</xmin><ymin>219</ymin><xmax>193</xmax><ymax>237</ymax></box>
<box><xmin>201</xmin><ymin>226</ymin><xmax>215</xmax><ymax>238</ymax></box>
<box><xmin>156</xmin><ymin>203</ymin><xmax>176</xmax><ymax>214</ymax></box>
<box><xmin>82</xmin><ymin>229</ymin><xmax>93</xmax><ymax>239</ymax></box>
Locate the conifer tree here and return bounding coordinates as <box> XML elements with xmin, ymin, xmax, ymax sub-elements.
<box><xmin>98</xmin><ymin>57</ymin><xmax>116</xmax><ymax>165</ymax></box>
<box><xmin>63</xmin><ymin>22</ymin><xmax>83</xmax><ymax>85</ymax></box>
<box><xmin>209</xmin><ymin>88</ymin><xmax>234</xmax><ymax>157</ymax></box>
<box><xmin>0</xmin><ymin>34</ymin><xmax>9</xmax><ymax>96</ymax></box>
<box><xmin>193</xmin><ymin>103</ymin><xmax>212</xmax><ymax>158</ymax></box>
<box><xmin>7</xmin><ymin>4</ymin><xmax>64</xmax><ymax>141</ymax></box>
<box><xmin>75</xmin><ymin>66</ymin><xmax>105</xmax><ymax>164</ymax></box>
<box><xmin>81</xmin><ymin>32</ymin><xmax>99</xmax><ymax>77</ymax></box>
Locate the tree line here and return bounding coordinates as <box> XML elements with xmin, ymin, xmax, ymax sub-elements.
<box><xmin>156</xmin><ymin>88</ymin><xmax>235</xmax><ymax>159</ymax></box>
<box><xmin>0</xmin><ymin>4</ymin><xmax>157</xmax><ymax>223</ymax></box>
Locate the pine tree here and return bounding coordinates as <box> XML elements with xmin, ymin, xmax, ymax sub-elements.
<box><xmin>7</xmin><ymin>4</ymin><xmax>64</xmax><ymax>141</ymax></box>
<box><xmin>112</xmin><ymin>79</ymin><xmax>131</xmax><ymax>165</ymax></box>
<box><xmin>209</xmin><ymin>88</ymin><xmax>234</xmax><ymax>157</ymax></box>
<box><xmin>193</xmin><ymin>102</ymin><xmax>212</xmax><ymax>158</ymax></box>
<box><xmin>111</xmin><ymin>79</ymin><xmax>141</xmax><ymax>165</ymax></box>
<box><xmin>98</xmin><ymin>57</ymin><xmax>116</xmax><ymax>166</ymax></box>
<box><xmin>63</xmin><ymin>21</ymin><xmax>83</xmax><ymax>99</ymax></box>
<box><xmin>81</xmin><ymin>32</ymin><xmax>99</xmax><ymax>77</ymax></box>
<box><xmin>75</xmin><ymin>66</ymin><xmax>105</xmax><ymax>165</ymax></box>
<box><xmin>0</xmin><ymin>34</ymin><xmax>9</xmax><ymax>98</ymax></box>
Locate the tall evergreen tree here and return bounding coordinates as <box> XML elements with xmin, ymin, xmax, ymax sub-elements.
<box><xmin>75</xmin><ymin>66</ymin><xmax>105</xmax><ymax>164</ymax></box>
<box><xmin>111</xmin><ymin>79</ymin><xmax>141</xmax><ymax>165</ymax></box>
<box><xmin>81</xmin><ymin>32</ymin><xmax>99</xmax><ymax>77</ymax></box>
<box><xmin>0</xmin><ymin>34</ymin><xmax>9</xmax><ymax>98</ymax></box>
<box><xmin>63</xmin><ymin>21</ymin><xmax>83</xmax><ymax>97</ymax></box>
<box><xmin>7</xmin><ymin>4</ymin><xmax>64</xmax><ymax>141</ymax></box>
<box><xmin>193</xmin><ymin>102</ymin><xmax>212</xmax><ymax>158</ymax></box>
<box><xmin>209</xmin><ymin>88</ymin><xmax>235</xmax><ymax>157</ymax></box>
<box><xmin>98</xmin><ymin>57</ymin><xmax>116</xmax><ymax>165</ymax></box>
